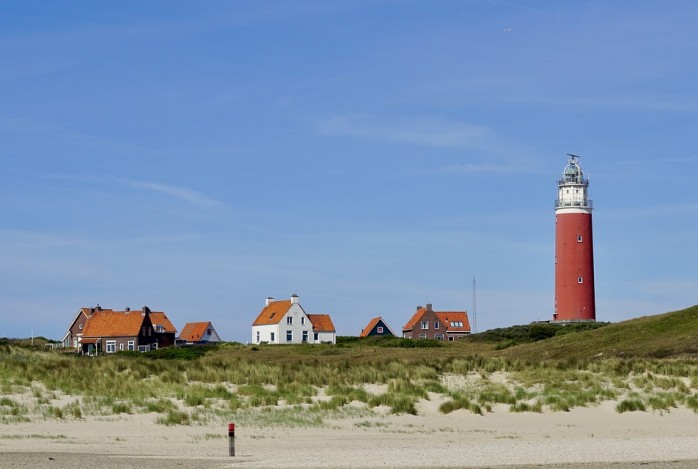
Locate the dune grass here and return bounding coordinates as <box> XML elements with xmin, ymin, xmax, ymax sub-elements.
<box><xmin>2</xmin><ymin>306</ymin><xmax>698</xmax><ymax>425</ymax></box>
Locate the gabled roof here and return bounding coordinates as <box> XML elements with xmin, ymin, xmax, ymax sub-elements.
<box><xmin>402</xmin><ymin>306</ymin><xmax>470</xmax><ymax>333</ymax></box>
<box><xmin>149</xmin><ymin>312</ymin><xmax>176</xmax><ymax>333</ymax></box>
<box><xmin>252</xmin><ymin>300</ymin><xmax>292</xmax><ymax>326</ymax></box>
<box><xmin>82</xmin><ymin>310</ymin><xmax>147</xmax><ymax>338</ymax></box>
<box><xmin>308</xmin><ymin>314</ymin><xmax>335</xmax><ymax>333</ymax></box>
<box><xmin>360</xmin><ymin>316</ymin><xmax>395</xmax><ymax>337</ymax></box>
<box><xmin>403</xmin><ymin>307</ymin><xmax>428</xmax><ymax>332</ymax></box>
<box><xmin>179</xmin><ymin>322</ymin><xmax>212</xmax><ymax>342</ymax></box>
<box><xmin>435</xmin><ymin>312</ymin><xmax>471</xmax><ymax>333</ymax></box>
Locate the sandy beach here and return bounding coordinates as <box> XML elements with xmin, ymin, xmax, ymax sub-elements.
<box><xmin>2</xmin><ymin>401</ymin><xmax>697</xmax><ymax>469</ymax></box>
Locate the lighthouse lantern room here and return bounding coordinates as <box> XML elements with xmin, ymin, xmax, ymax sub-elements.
<box><xmin>554</xmin><ymin>154</ymin><xmax>596</xmax><ymax>322</ymax></box>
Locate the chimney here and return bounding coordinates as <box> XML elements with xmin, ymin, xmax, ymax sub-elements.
<box><xmin>416</xmin><ymin>305</ymin><xmax>422</xmax><ymax>311</ymax></box>
<box><xmin>125</xmin><ymin>307</ymin><xmax>130</xmax><ymax>312</ymax></box>
<box><xmin>142</xmin><ymin>305</ymin><xmax>150</xmax><ymax>316</ymax></box>
<box><xmin>426</xmin><ymin>304</ymin><xmax>433</xmax><ymax>312</ymax></box>
<box><xmin>290</xmin><ymin>294</ymin><xmax>299</xmax><ymax>305</ymax></box>
<box><xmin>265</xmin><ymin>297</ymin><xmax>274</xmax><ymax>307</ymax></box>
<box><xmin>96</xmin><ymin>304</ymin><xmax>102</xmax><ymax>311</ymax></box>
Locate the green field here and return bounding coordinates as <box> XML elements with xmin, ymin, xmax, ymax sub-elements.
<box><xmin>1</xmin><ymin>305</ymin><xmax>697</xmax><ymax>426</ymax></box>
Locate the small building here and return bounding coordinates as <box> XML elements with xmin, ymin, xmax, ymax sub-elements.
<box><xmin>308</xmin><ymin>314</ymin><xmax>337</xmax><ymax>344</ymax></box>
<box><xmin>251</xmin><ymin>294</ymin><xmax>336</xmax><ymax>345</ymax></box>
<box><xmin>359</xmin><ymin>317</ymin><xmax>396</xmax><ymax>338</ymax></box>
<box><xmin>179</xmin><ymin>321</ymin><xmax>222</xmax><ymax>345</ymax></box>
<box><xmin>402</xmin><ymin>303</ymin><xmax>470</xmax><ymax>341</ymax></box>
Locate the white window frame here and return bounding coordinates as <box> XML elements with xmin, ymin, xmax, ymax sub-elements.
<box><xmin>128</xmin><ymin>340</ymin><xmax>135</xmax><ymax>351</ymax></box>
<box><xmin>106</xmin><ymin>340</ymin><xmax>116</xmax><ymax>354</ymax></box>
<box><xmin>302</xmin><ymin>331</ymin><xmax>308</xmax><ymax>343</ymax></box>
<box><xmin>287</xmin><ymin>316</ymin><xmax>293</xmax><ymax>325</ymax></box>
<box><xmin>578</xmin><ymin>276</ymin><xmax>584</xmax><ymax>284</ymax></box>
<box><xmin>286</xmin><ymin>330</ymin><xmax>293</xmax><ymax>342</ymax></box>
<box><xmin>418</xmin><ymin>333</ymin><xmax>427</xmax><ymax>339</ymax></box>
<box><xmin>434</xmin><ymin>321</ymin><xmax>440</xmax><ymax>329</ymax></box>
<box><xmin>377</xmin><ymin>326</ymin><xmax>383</xmax><ymax>334</ymax></box>
<box><xmin>577</xmin><ymin>235</ymin><xmax>583</xmax><ymax>243</ymax></box>
<box><xmin>301</xmin><ymin>317</ymin><xmax>305</xmax><ymax>325</ymax></box>
<box><xmin>119</xmin><ymin>343</ymin><xmax>124</xmax><ymax>351</ymax></box>
<box><xmin>421</xmin><ymin>321</ymin><xmax>428</xmax><ymax>330</ymax></box>
<box><xmin>256</xmin><ymin>331</ymin><xmax>260</xmax><ymax>343</ymax></box>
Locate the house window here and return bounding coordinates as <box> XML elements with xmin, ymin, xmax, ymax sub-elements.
<box><xmin>435</xmin><ymin>321</ymin><xmax>440</xmax><ymax>329</ymax></box>
<box><xmin>79</xmin><ymin>323</ymin><xmax>83</xmax><ymax>330</ymax></box>
<box><xmin>106</xmin><ymin>340</ymin><xmax>116</xmax><ymax>353</ymax></box>
<box><xmin>377</xmin><ymin>326</ymin><xmax>383</xmax><ymax>334</ymax></box>
<box><xmin>128</xmin><ymin>341</ymin><xmax>135</xmax><ymax>351</ymax></box>
<box><xmin>256</xmin><ymin>331</ymin><xmax>260</xmax><ymax>343</ymax></box>
<box><xmin>287</xmin><ymin>316</ymin><xmax>293</xmax><ymax>325</ymax></box>
<box><xmin>286</xmin><ymin>330</ymin><xmax>293</xmax><ymax>342</ymax></box>
<box><xmin>73</xmin><ymin>338</ymin><xmax>78</xmax><ymax>348</ymax></box>
<box><xmin>302</xmin><ymin>331</ymin><xmax>309</xmax><ymax>343</ymax></box>
<box><xmin>314</xmin><ymin>332</ymin><xmax>319</xmax><ymax>341</ymax></box>
<box><xmin>207</xmin><ymin>328</ymin><xmax>212</xmax><ymax>336</ymax></box>
<box><xmin>119</xmin><ymin>343</ymin><xmax>124</xmax><ymax>351</ymax></box>
<box><xmin>577</xmin><ymin>235</ymin><xmax>583</xmax><ymax>243</ymax></box>
<box><xmin>154</xmin><ymin>324</ymin><xmax>164</xmax><ymax>333</ymax></box>
<box><xmin>448</xmin><ymin>336</ymin><xmax>455</xmax><ymax>342</ymax></box>
<box><xmin>421</xmin><ymin>321</ymin><xmax>428</xmax><ymax>330</ymax></box>
<box><xmin>435</xmin><ymin>334</ymin><xmax>444</xmax><ymax>340</ymax></box>
<box><xmin>138</xmin><ymin>345</ymin><xmax>150</xmax><ymax>352</ymax></box>
<box><xmin>270</xmin><ymin>332</ymin><xmax>275</xmax><ymax>343</ymax></box>
<box><xmin>578</xmin><ymin>277</ymin><xmax>584</xmax><ymax>284</ymax></box>
<box><xmin>418</xmin><ymin>333</ymin><xmax>427</xmax><ymax>339</ymax></box>
<box><xmin>152</xmin><ymin>341</ymin><xmax>158</xmax><ymax>350</ymax></box>
<box><xmin>148</xmin><ymin>327</ymin><xmax>152</xmax><ymax>336</ymax></box>
<box><xmin>141</xmin><ymin>327</ymin><xmax>145</xmax><ymax>335</ymax></box>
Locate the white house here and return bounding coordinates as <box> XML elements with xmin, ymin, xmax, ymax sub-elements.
<box><xmin>251</xmin><ymin>294</ymin><xmax>336</xmax><ymax>345</ymax></box>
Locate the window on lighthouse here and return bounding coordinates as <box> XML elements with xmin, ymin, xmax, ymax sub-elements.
<box><xmin>577</xmin><ymin>235</ymin><xmax>583</xmax><ymax>243</ymax></box>
<box><xmin>578</xmin><ymin>277</ymin><xmax>584</xmax><ymax>284</ymax></box>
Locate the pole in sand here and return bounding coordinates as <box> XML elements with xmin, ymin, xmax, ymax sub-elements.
<box><xmin>228</xmin><ymin>423</ymin><xmax>235</xmax><ymax>456</ymax></box>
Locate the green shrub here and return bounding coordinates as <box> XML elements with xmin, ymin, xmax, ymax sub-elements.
<box><xmin>157</xmin><ymin>409</ymin><xmax>190</xmax><ymax>426</ymax></box>
<box><xmin>616</xmin><ymin>399</ymin><xmax>646</xmax><ymax>413</ymax></box>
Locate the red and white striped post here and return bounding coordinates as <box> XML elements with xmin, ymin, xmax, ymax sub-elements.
<box><xmin>228</xmin><ymin>423</ymin><xmax>235</xmax><ymax>456</ymax></box>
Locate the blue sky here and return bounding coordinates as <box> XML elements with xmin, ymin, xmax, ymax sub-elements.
<box><xmin>2</xmin><ymin>1</ymin><xmax>697</xmax><ymax>342</ymax></box>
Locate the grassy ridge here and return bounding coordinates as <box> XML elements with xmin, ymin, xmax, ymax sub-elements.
<box><xmin>1</xmin><ymin>306</ymin><xmax>697</xmax><ymax>426</ymax></box>
<box><xmin>493</xmin><ymin>305</ymin><xmax>698</xmax><ymax>361</ymax></box>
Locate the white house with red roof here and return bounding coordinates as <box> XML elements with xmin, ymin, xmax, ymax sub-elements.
<box><xmin>402</xmin><ymin>303</ymin><xmax>470</xmax><ymax>341</ymax></box>
<box><xmin>179</xmin><ymin>321</ymin><xmax>221</xmax><ymax>344</ymax></box>
<box><xmin>251</xmin><ymin>294</ymin><xmax>336</xmax><ymax>345</ymax></box>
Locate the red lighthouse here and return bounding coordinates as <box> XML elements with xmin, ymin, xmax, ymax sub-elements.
<box><xmin>553</xmin><ymin>155</ymin><xmax>596</xmax><ymax>322</ymax></box>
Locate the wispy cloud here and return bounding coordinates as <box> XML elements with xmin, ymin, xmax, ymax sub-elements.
<box><xmin>118</xmin><ymin>179</ymin><xmax>222</xmax><ymax>207</ymax></box>
<box><xmin>319</xmin><ymin>114</ymin><xmax>491</xmax><ymax>148</ymax></box>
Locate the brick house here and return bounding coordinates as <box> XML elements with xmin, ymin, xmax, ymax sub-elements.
<box><xmin>64</xmin><ymin>305</ymin><xmax>176</xmax><ymax>354</ymax></box>
<box><xmin>402</xmin><ymin>303</ymin><xmax>470</xmax><ymax>341</ymax></box>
